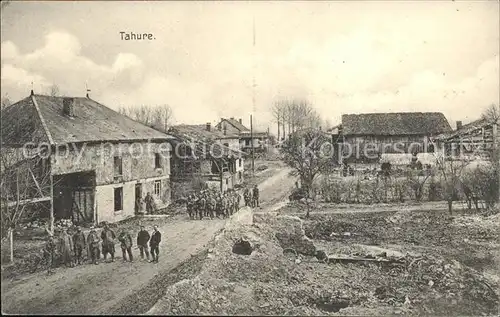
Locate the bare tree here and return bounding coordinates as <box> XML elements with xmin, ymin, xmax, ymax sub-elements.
<box><xmin>49</xmin><ymin>84</ymin><xmax>60</xmax><ymax>97</ymax></box>
<box><xmin>281</xmin><ymin>128</ymin><xmax>333</xmax><ymax>217</ymax></box>
<box><xmin>276</xmin><ymin>99</ymin><xmax>321</xmax><ymax>140</ymax></box>
<box><xmin>271</xmin><ymin>101</ymin><xmax>285</xmax><ymax>142</ymax></box>
<box><xmin>482</xmin><ymin>104</ymin><xmax>500</xmax><ymax>124</ymax></box>
<box><xmin>1</xmin><ymin>150</ymin><xmax>52</xmax><ymax>263</ymax></box>
<box><xmin>118</xmin><ymin>104</ymin><xmax>173</xmax><ymax>132</ymax></box>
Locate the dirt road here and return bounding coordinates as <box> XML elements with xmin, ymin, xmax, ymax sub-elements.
<box><xmin>1</xmin><ymin>162</ymin><xmax>295</xmax><ymax>315</ymax></box>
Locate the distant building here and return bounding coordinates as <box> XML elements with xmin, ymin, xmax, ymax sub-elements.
<box><xmin>432</xmin><ymin>118</ymin><xmax>499</xmax><ymax>160</ymax></box>
<box><xmin>215</xmin><ymin>117</ymin><xmax>270</xmax><ymax>153</ymax></box>
<box><xmin>167</xmin><ymin>123</ymin><xmax>245</xmax><ymax>196</ymax></box>
<box><xmin>1</xmin><ymin>91</ymin><xmax>173</xmax><ymax>225</ymax></box>
<box><xmin>336</xmin><ymin>112</ymin><xmax>452</xmax><ymax>163</ymax></box>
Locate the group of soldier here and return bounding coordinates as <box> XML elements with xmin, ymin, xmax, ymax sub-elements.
<box><xmin>185</xmin><ymin>184</ymin><xmax>260</xmax><ymax>220</ymax></box>
<box><xmin>33</xmin><ymin>222</ymin><xmax>162</xmax><ymax>275</ymax></box>
<box><xmin>186</xmin><ymin>188</ymin><xmax>241</xmax><ymax>220</ymax></box>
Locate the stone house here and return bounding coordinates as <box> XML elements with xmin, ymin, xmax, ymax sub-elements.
<box><xmin>0</xmin><ymin>91</ymin><xmax>173</xmax><ymax>225</ymax></box>
<box><xmin>215</xmin><ymin>117</ymin><xmax>269</xmax><ymax>153</ymax></box>
<box><xmin>167</xmin><ymin>123</ymin><xmax>245</xmax><ymax>197</ymax></box>
<box><xmin>337</xmin><ymin>112</ymin><xmax>452</xmax><ymax>163</ymax></box>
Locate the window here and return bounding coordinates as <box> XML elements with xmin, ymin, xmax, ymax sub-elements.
<box><xmin>155</xmin><ymin>153</ymin><xmax>162</xmax><ymax>169</ymax></box>
<box><xmin>154</xmin><ymin>180</ymin><xmax>162</xmax><ymax>197</ymax></box>
<box><xmin>238</xmin><ymin>159</ymin><xmax>242</xmax><ymax>167</ymax></box>
<box><xmin>114</xmin><ymin>187</ymin><xmax>123</xmax><ymax>211</ymax></box>
<box><xmin>223</xmin><ymin>143</ymin><xmax>229</xmax><ymax>148</ymax></box>
<box><xmin>225</xmin><ymin>179</ymin><xmax>228</xmax><ymax>185</ymax></box>
<box><xmin>114</xmin><ymin>156</ymin><xmax>123</xmax><ymax>177</ymax></box>
<box><xmin>239</xmin><ymin>171</ymin><xmax>242</xmax><ymax>180</ymax></box>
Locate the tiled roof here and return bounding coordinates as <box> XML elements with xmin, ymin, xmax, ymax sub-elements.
<box><xmin>1</xmin><ymin>93</ymin><xmax>174</xmax><ymax>145</ymax></box>
<box><xmin>342</xmin><ymin>112</ymin><xmax>452</xmax><ymax>136</ymax></box>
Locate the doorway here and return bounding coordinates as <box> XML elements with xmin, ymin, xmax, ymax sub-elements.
<box><xmin>53</xmin><ymin>171</ymin><xmax>96</xmax><ymax>224</ymax></box>
<box><xmin>135</xmin><ymin>183</ymin><xmax>142</xmax><ymax>214</ymax></box>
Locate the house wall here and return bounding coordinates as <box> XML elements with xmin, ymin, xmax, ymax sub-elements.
<box><xmin>95</xmin><ymin>175</ymin><xmax>170</xmax><ymax>224</ymax></box>
<box><xmin>217</xmin><ymin>137</ymin><xmax>240</xmax><ymax>151</ymax></box>
<box><xmin>51</xmin><ymin>142</ymin><xmax>171</xmax><ymax>184</ymax></box>
<box><xmin>51</xmin><ymin>141</ymin><xmax>171</xmax><ymax>224</ymax></box>
<box><xmin>343</xmin><ymin>135</ymin><xmax>430</xmax><ymax>154</ymax></box>
<box><xmin>240</xmin><ymin>136</ymin><xmax>267</xmax><ymax>149</ymax></box>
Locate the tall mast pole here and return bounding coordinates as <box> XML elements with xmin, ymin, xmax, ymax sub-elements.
<box><xmin>251</xmin><ymin>15</ymin><xmax>256</xmax><ymax>175</ymax></box>
<box><xmin>251</xmin><ymin>114</ymin><xmax>255</xmax><ymax>175</ymax></box>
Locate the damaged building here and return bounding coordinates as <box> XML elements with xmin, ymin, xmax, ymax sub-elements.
<box><xmin>1</xmin><ymin>91</ymin><xmax>174</xmax><ymax>226</ymax></box>
<box><xmin>167</xmin><ymin>123</ymin><xmax>246</xmax><ymax>199</ymax></box>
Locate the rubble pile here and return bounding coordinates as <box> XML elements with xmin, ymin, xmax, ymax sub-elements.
<box><xmin>254</xmin><ymin>213</ymin><xmax>317</xmax><ymax>256</ymax></box>
<box><xmin>148</xmin><ymin>209</ymin><xmax>499</xmax><ymax>316</ymax></box>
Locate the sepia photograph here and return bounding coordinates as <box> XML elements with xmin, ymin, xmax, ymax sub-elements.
<box><xmin>0</xmin><ymin>0</ymin><xmax>499</xmax><ymax>315</ymax></box>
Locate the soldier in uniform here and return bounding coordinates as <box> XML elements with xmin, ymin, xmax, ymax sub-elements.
<box><xmin>101</xmin><ymin>222</ymin><xmax>116</xmax><ymax>262</ymax></box>
<box><xmin>118</xmin><ymin>230</ymin><xmax>134</xmax><ymax>262</ymax></box>
<box><xmin>72</xmin><ymin>226</ymin><xmax>86</xmax><ymax>265</ymax></box>
<box><xmin>59</xmin><ymin>227</ymin><xmax>74</xmax><ymax>267</ymax></box>
<box><xmin>252</xmin><ymin>184</ymin><xmax>260</xmax><ymax>207</ymax></box>
<box><xmin>198</xmin><ymin>193</ymin><xmax>206</xmax><ymax>220</ymax></box>
<box><xmin>32</xmin><ymin>235</ymin><xmax>58</xmax><ymax>274</ymax></box>
<box><xmin>243</xmin><ymin>187</ymin><xmax>252</xmax><ymax>207</ymax></box>
<box><xmin>87</xmin><ymin>226</ymin><xmax>101</xmax><ymax>265</ymax></box>
<box><xmin>236</xmin><ymin>191</ymin><xmax>241</xmax><ymax>211</ymax></box>
<box><xmin>207</xmin><ymin>193</ymin><xmax>216</xmax><ymax>219</ymax></box>
<box><xmin>186</xmin><ymin>194</ymin><xmax>194</xmax><ymax>219</ymax></box>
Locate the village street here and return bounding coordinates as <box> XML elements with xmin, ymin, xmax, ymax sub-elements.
<box><xmin>0</xmin><ymin>162</ymin><xmax>296</xmax><ymax>315</ymax></box>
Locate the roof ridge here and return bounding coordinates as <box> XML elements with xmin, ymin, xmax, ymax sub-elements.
<box><xmin>31</xmin><ymin>95</ymin><xmax>55</xmax><ymax>145</ymax></box>
<box><xmin>87</xmin><ymin>98</ymin><xmax>172</xmax><ymax>138</ymax></box>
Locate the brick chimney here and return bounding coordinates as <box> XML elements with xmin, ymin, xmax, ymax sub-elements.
<box><xmin>239</xmin><ymin>118</ymin><xmax>242</xmax><ymax>124</ymax></box>
<box><xmin>456</xmin><ymin>121</ymin><xmax>462</xmax><ymax>130</ymax></box>
<box><xmin>63</xmin><ymin>97</ymin><xmax>75</xmax><ymax>117</ymax></box>
<box><xmin>206</xmin><ymin>122</ymin><xmax>211</xmax><ymax>131</ymax></box>
<box><xmin>230</xmin><ymin>117</ymin><xmax>234</xmax><ymax>120</ymax></box>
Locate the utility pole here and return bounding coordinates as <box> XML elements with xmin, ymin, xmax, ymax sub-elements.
<box><xmin>251</xmin><ymin>15</ymin><xmax>256</xmax><ymax>176</ymax></box>
<box><xmin>251</xmin><ymin>114</ymin><xmax>255</xmax><ymax>175</ymax></box>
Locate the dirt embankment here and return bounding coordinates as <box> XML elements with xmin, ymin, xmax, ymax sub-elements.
<box><xmin>145</xmin><ymin>207</ymin><xmax>499</xmax><ymax>316</ymax></box>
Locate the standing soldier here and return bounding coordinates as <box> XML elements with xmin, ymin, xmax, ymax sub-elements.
<box><xmin>215</xmin><ymin>194</ymin><xmax>223</xmax><ymax>218</ymax></box>
<box><xmin>198</xmin><ymin>193</ymin><xmax>206</xmax><ymax>220</ymax></box>
<box><xmin>73</xmin><ymin>226</ymin><xmax>86</xmax><ymax>265</ymax></box>
<box><xmin>145</xmin><ymin>192</ymin><xmax>156</xmax><ymax>215</ymax></box>
<box><xmin>228</xmin><ymin>192</ymin><xmax>235</xmax><ymax>216</ymax></box>
<box><xmin>186</xmin><ymin>194</ymin><xmax>194</xmax><ymax>219</ymax></box>
<box><xmin>243</xmin><ymin>187</ymin><xmax>251</xmax><ymax>207</ymax></box>
<box><xmin>137</xmin><ymin>225</ymin><xmax>151</xmax><ymax>261</ymax></box>
<box><xmin>252</xmin><ymin>184</ymin><xmax>260</xmax><ymax>207</ymax></box>
<box><xmin>207</xmin><ymin>193</ymin><xmax>216</xmax><ymax>219</ymax></box>
<box><xmin>236</xmin><ymin>190</ymin><xmax>241</xmax><ymax>210</ymax></box>
<box><xmin>101</xmin><ymin>222</ymin><xmax>116</xmax><ymax>263</ymax></box>
<box><xmin>149</xmin><ymin>225</ymin><xmax>161</xmax><ymax>263</ymax></box>
<box><xmin>32</xmin><ymin>235</ymin><xmax>58</xmax><ymax>274</ymax></box>
<box><xmin>59</xmin><ymin>227</ymin><xmax>74</xmax><ymax>267</ymax></box>
<box><xmin>118</xmin><ymin>230</ymin><xmax>134</xmax><ymax>262</ymax></box>
<box><xmin>222</xmin><ymin>193</ymin><xmax>229</xmax><ymax>218</ymax></box>
<box><xmin>87</xmin><ymin>226</ymin><xmax>101</xmax><ymax>265</ymax></box>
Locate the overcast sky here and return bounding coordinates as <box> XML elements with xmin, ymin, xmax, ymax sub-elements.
<box><xmin>1</xmin><ymin>1</ymin><xmax>498</xmax><ymax>131</ymax></box>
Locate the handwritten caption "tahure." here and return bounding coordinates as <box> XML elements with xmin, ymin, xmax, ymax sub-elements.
<box><xmin>119</xmin><ymin>32</ymin><xmax>155</xmax><ymax>41</ymax></box>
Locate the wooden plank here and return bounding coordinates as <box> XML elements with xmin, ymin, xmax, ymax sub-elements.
<box><xmin>327</xmin><ymin>256</ymin><xmax>405</xmax><ymax>265</ymax></box>
<box><xmin>3</xmin><ymin>196</ymin><xmax>51</xmax><ymax>207</ymax></box>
